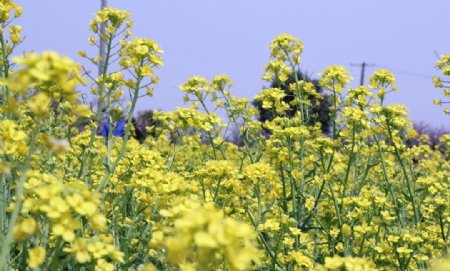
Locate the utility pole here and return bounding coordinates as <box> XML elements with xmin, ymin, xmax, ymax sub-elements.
<box><xmin>98</xmin><ymin>0</ymin><xmax>108</xmax><ymax>133</ymax></box>
<box><xmin>98</xmin><ymin>0</ymin><xmax>107</xmax><ymax>77</ymax></box>
<box><xmin>351</xmin><ymin>62</ymin><xmax>375</xmax><ymax>86</ymax></box>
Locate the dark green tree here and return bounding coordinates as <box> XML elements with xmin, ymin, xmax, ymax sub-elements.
<box><xmin>135</xmin><ymin>109</ymin><xmax>162</xmax><ymax>142</ymax></box>
<box><xmin>253</xmin><ymin>70</ymin><xmax>331</xmax><ymax>134</ymax></box>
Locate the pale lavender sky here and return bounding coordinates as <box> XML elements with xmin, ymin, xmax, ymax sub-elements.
<box><xmin>17</xmin><ymin>0</ymin><xmax>450</xmax><ymax>127</ymax></box>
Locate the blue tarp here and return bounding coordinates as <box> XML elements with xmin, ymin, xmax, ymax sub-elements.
<box><xmin>99</xmin><ymin>119</ymin><xmax>126</xmax><ymax>138</ymax></box>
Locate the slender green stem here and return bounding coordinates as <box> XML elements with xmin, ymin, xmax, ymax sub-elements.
<box><xmin>386</xmin><ymin>123</ymin><xmax>420</xmax><ymax>224</ymax></box>
<box><xmin>197</xmin><ymin>96</ymin><xmax>223</xmax><ymax>160</ymax></box>
<box><xmin>96</xmin><ymin>71</ymin><xmax>143</xmax><ymax>195</ymax></box>
<box><xmin>339</xmin><ymin>125</ymin><xmax>356</xmax><ymax>209</ymax></box>
<box><xmin>0</xmin><ymin>32</ymin><xmax>10</xmax><ymax>106</ymax></box>
<box><xmin>0</xmin><ymin>175</ymin><xmax>7</xmax><ymax>247</ymax></box>
<box><xmin>78</xmin><ymin>32</ymin><xmax>115</xmax><ymax>180</ymax></box>
<box><xmin>244</xmin><ymin>207</ymin><xmax>283</xmax><ymax>269</ymax></box>
<box><xmin>219</xmin><ymin>91</ymin><xmax>256</xmax><ymax>164</ymax></box>
<box><xmin>0</xmin><ymin>127</ymin><xmax>39</xmax><ymax>270</ymax></box>
<box><xmin>375</xmin><ymin>137</ymin><xmax>405</xmax><ymax>228</ymax></box>
<box><xmin>281</xmin><ymin>47</ymin><xmax>308</xmax><ymax>124</ymax></box>
<box><xmin>328</xmin><ymin>182</ymin><xmax>342</xmax><ymax>228</ymax></box>
<box><xmin>43</xmin><ymin>239</ymin><xmax>63</xmax><ymax>271</ymax></box>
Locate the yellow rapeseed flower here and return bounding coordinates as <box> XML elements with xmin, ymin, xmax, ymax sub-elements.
<box><xmin>28</xmin><ymin>246</ymin><xmax>46</xmax><ymax>268</ymax></box>
<box><xmin>319</xmin><ymin>65</ymin><xmax>353</xmax><ymax>93</ymax></box>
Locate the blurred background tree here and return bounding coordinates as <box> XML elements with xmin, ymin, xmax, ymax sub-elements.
<box><xmin>135</xmin><ymin>109</ymin><xmax>162</xmax><ymax>142</ymax></box>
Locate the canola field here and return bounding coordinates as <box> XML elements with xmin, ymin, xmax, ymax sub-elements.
<box><xmin>0</xmin><ymin>2</ymin><xmax>449</xmax><ymax>271</ymax></box>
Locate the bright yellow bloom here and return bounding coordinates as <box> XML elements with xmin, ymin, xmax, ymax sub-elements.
<box><xmin>8</xmin><ymin>25</ymin><xmax>21</xmax><ymax>43</ymax></box>
<box><xmin>396</xmin><ymin>246</ymin><xmax>413</xmax><ymax>255</ymax></box>
<box><xmin>163</xmin><ymin>202</ymin><xmax>260</xmax><ymax>271</ymax></box>
<box><xmin>95</xmin><ymin>259</ymin><xmax>114</xmax><ymax>271</ymax></box>
<box><xmin>28</xmin><ymin>246</ymin><xmax>46</xmax><ymax>268</ymax></box>
<box><xmin>93</xmin><ymin>7</ymin><xmax>130</xmax><ymax>29</ymax></box>
<box><xmin>270</xmin><ymin>33</ymin><xmax>304</xmax><ymax>64</ymax></box>
<box><xmin>64</xmin><ymin>238</ymin><xmax>91</xmax><ymax>263</ymax></box>
<box><xmin>9</xmin><ymin>51</ymin><xmax>85</xmax><ymax>97</ymax></box>
<box><xmin>291</xmin><ymin>251</ymin><xmax>313</xmax><ymax>268</ymax></box>
<box><xmin>27</xmin><ymin>92</ymin><xmax>51</xmax><ymax>117</ymax></box>
<box><xmin>0</xmin><ymin>119</ymin><xmax>27</xmax><ymax>156</ymax></box>
<box><xmin>0</xmin><ymin>0</ymin><xmax>22</xmax><ymax>22</ymax></box>
<box><xmin>13</xmin><ymin>217</ymin><xmax>37</xmax><ymax>240</ymax></box>
<box><xmin>320</xmin><ymin>256</ymin><xmax>377</xmax><ymax>271</ymax></box>
<box><xmin>140</xmin><ymin>264</ymin><xmax>156</xmax><ymax>271</ymax></box>
<box><xmin>319</xmin><ymin>65</ymin><xmax>353</xmax><ymax>93</ymax></box>
<box><xmin>179</xmin><ymin>76</ymin><xmax>209</xmax><ymax>97</ymax></box>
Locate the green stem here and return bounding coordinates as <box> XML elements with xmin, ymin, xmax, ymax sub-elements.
<box><xmin>286</xmin><ymin>137</ymin><xmax>300</xmax><ymax>250</ymax></box>
<box><xmin>43</xmin><ymin>239</ymin><xmax>64</xmax><ymax>271</ymax></box>
<box><xmin>220</xmin><ymin>91</ymin><xmax>256</xmax><ymax>164</ymax></box>
<box><xmin>0</xmin><ymin>127</ymin><xmax>39</xmax><ymax>270</ymax></box>
<box><xmin>244</xmin><ymin>207</ymin><xmax>283</xmax><ymax>269</ymax></box>
<box><xmin>439</xmin><ymin>214</ymin><xmax>448</xmax><ymax>256</ymax></box>
<box><xmin>78</xmin><ymin>32</ymin><xmax>115</xmax><ymax>180</ymax></box>
<box><xmin>386</xmin><ymin>123</ymin><xmax>420</xmax><ymax>224</ymax></box>
<box><xmin>0</xmin><ymin>175</ymin><xmax>7</xmax><ymax>247</ymax></box>
<box><xmin>96</xmin><ymin>71</ymin><xmax>143</xmax><ymax>195</ymax></box>
<box><xmin>328</xmin><ymin>182</ymin><xmax>342</xmax><ymax>228</ymax></box>
<box><xmin>0</xmin><ymin>32</ymin><xmax>10</xmax><ymax>106</ymax></box>
<box><xmin>339</xmin><ymin>125</ymin><xmax>356</xmax><ymax>209</ymax></box>
<box><xmin>301</xmin><ymin>150</ymin><xmax>336</xmax><ymax>229</ymax></box>
<box><xmin>280</xmin><ymin>47</ymin><xmax>308</xmax><ymax>124</ymax></box>
<box><xmin>197</xmin><ymin>96</ymin><xmax>223</xmax><ymax>160</ymax></box>
<box><xmin>166</xmin><ymin>136</ymin><xmax>182</xmax><ymax>171</ymax></box>
<box><xmin>331</xmin><ymin>87</ymin><xmax>339</xmax><ymax>139</ymax></box>
<box><xmin>375</xmin><ymin>137</ymin><xmax>405</xmax><ymax>228</ymax></box>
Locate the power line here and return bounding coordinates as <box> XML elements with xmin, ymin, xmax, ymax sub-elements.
<box><xmin>375</xmin><ymin>65</ymin><xmax>434</xmax><ymax>79</ymax></box>
<box><xmin>351</xmin><ymin>62</ymin><xmax>436</xmax><ymax>81</ymax></box>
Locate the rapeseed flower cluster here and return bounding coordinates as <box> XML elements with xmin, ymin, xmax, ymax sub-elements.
<box><xmin>434</xmin><ymin>54</ymin><xmax>450</xmax><ymax>113</ymax></box>
<box><xmin>0</xmin><ymin>3</ymin><xmax>448</xmax><ymax>271</ymax></box>
<box><xmin>8</xmin><ymin>52</ymin><xmax>85</xmax><ymax>97</ymax></box>
<box><xmin>0</xmin><ymin>0</ymin><xmax>22</xmax><ymax>23</ymax></box>
<box><xmin>161</xmin><ymin>201</ymin><xmax>260</xmax><ymax>271</ymax></box>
